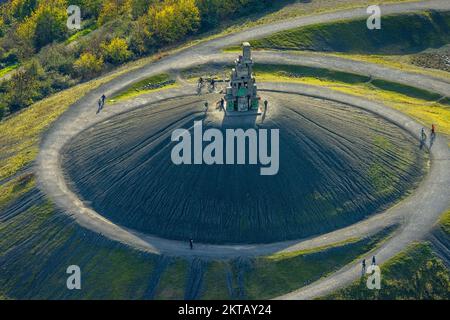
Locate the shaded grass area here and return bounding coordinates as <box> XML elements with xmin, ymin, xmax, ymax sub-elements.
<box><xmin>251</xmin><ymin>11</ymin><xmax>450</xmax><ymax>54</ymax></box>
<box><xmin>201</xmin><ymin>227</ymin><xmax>395</xmax><ymax>299</ymax></box>
<box><xmin>326</xmin><ymin>242</ymin><xmax>450</xmax><ymax>299</ymax></box>
<box><xmin>153</xmin><ymin>259</ymin><xmax>189</xmax><ymax>300</ymax></box>
<box><xmin>0</xmin><ymin>187</ymin><xmax>165</xmax><ymax>299</ymax></box>
<box><xmin>252</xmin><ymin>64</ymin><xmax>450</xmax><ymax>136</ymax></box>
<box><xmin>0</xmin><ymin>173</ymin><xmax>35</xmax><ymax>210</ymax></box>
<box><xmin>110</xmin><ymin>73</ymin><xmax>177</xmax><ymax>102</ymax></box>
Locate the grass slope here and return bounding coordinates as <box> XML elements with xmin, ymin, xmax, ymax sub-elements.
<box><xmin>202</xmin><ymin>227</ymin><xmax>394</xmax><ymax>299</ymax></box>
<box><xmin>251</xmin><ymin>11</ymin><xmax>450</xmax><ymax>54</ymax></box>
<box><xmin>0</xmin><ymin>188</ymin><xmax>161</xmax><ymax>299</ymax></box>
<box><xmin>110</xmin><ymin>73</ymin><xmax>177</xmax><ymax>102</ymax></box>
<box><xmin>326</xmin><ymin>243</ymin><xmax>450</xmax><ymax>299</ymax></box>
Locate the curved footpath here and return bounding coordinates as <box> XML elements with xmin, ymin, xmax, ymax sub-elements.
<box><xmin>36</xmin><ymin>0</ymin><xmax>450</xmax><ymax>298</ymax></box>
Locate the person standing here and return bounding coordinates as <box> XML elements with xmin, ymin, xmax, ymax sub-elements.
<box><xmin>372</xmin><ymin>255</ymin><xmax>376</xmax><ymax>266</ymax></box>
<box><xmin>189</xmin><ymin>239</ymin><xmax>194</xmax><ymax>250</ymax></box>
<box><xmin>431</xmin><ymin>124</ymin><xmax>436</xmax><ymax>136</ymax></box>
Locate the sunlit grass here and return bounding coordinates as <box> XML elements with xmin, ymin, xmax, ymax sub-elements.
<box><xmin>326</xmin><ymin>242</ymin><xmax>450</xmax><ymax>299</ymax></box>
<box><xmin>65</xmin><ymin>28</ymin><xmax>94</xmax><ymax>44</ymax></box>
<box><xmin>256</xmin><ymin>71</ymin><xmax>450</xmax><ymax>137</ymax></box>
<box><xmin>0</xmin><ymin>63</ymin><xmax>18</xmax><ymax>78</ymax></box>
<box><xmin>110</xmin><ymin>73</ymin><xmax>178</xmax><ymax>102</ymax></box>
<box><xmin>267</xmin><ymin>237</ymin><xmax>360</xmax><ymax>261</ymax></box>
<box><xmin>0</xmin><ymin>174</ymin><xmax>35</xmax><ymax>209</ymax></box>
<box><xmin>439</xmin><ymin>209</ymin><xmax>450</xmax><ymax>235</ymax></box>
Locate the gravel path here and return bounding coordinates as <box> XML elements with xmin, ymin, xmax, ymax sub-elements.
<box><xmin>36</xmin><ymin>0</ymin><xmax>450</xmax><ymax>298</ymax></box>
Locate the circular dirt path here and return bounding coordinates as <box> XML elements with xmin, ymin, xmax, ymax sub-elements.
<box><xmin>36</xmin><ymin>0</ymin><xmax>450</xmax><ymax>298</ymax></box>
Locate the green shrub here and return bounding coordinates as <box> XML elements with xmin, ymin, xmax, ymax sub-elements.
<box><xmin>73</xmin><ymin>52</ymin><xmax>104</xmax><ymax>80</ymax></box>
<box><xmin>101</xmin><ymin>37</ymin><xmax>132</xmax><ymax>65</ymax></box>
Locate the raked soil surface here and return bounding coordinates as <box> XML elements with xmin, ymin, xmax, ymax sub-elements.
<box><xmin>61</xmin><ymin>92</ymin><xmax>427</xmax><ymax>244</ymax></box>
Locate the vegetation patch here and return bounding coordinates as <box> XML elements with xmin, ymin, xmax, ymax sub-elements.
<box><xmin>0</xmin><ymin>63</ymin><xmax>18</xmax><ymax>77</ymax></box>
<box><xmin>241</xmin><ymin>227</ymin><xmax>393</xmax><ymax>299</ymax></box>
<box><xmin>0</xmin><ymin>191</ymin><xmax>160</xmax><ymax>299</ymax></box>
<box><xmin>0</xmin><ymin>173</ymin><xmax>35</xmax><ymax>210</ymax></box>
<box><xmin>250</xmin><ymin>11</ymin><xmax>450</xmax><ymax>54</ymax></box>
<box><xmin>326</xmin><ymin>242</ymin><xmax>450</xmax><ymax>299</ymax></box>
<box><xmin>439</xmin><ymin>209</ymin><xmax>450</xmax><ymax>236</ymax></box>
<box><xmin>202</xmin><ymin>261</ymin><xmax>230</xmax><ymax>300</ymax></box>
<box><xmin>110</xmin><ymin>73</ymin><xmax>177</xmax><ymax>102</ymax></box>
<box><xmin>154</xmin><ymin>259</ymin><xmax>189</xmax><ymax>300</ymax></box>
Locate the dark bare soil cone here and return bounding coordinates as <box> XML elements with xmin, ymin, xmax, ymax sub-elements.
<box><xmin>62</xmin><ymin>93</ymin><xmax>427</xmax><ymax>244</ymax></box>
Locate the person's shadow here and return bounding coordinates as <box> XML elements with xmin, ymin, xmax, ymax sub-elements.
<box><xmin>430</xmin><ymin>133</ymin><xmax>436</xmax><ymax>148</ymax></box>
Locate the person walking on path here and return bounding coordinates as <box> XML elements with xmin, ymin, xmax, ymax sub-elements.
<box><xmin>197</xmin><ymin>77</ymin><xmax>204</xmax><ymax>94</ymax></box>
<box><xmin>101</xmin><ymin>94</ymin><xmax>106</xmax><ymax>106</ymax></box>
<box><xmin>372</xmin><ymin>255</ymin><xmax>376</xmax><ymax>266</ymax></box>
<box><xmin>431</xmin><ymin>124</ymin><xmax>436</xmax><ymax>137</ymax></box>
<box><xmin>189</xmin><ymin>239</ymin><xmax>194</xmax><ymax>250</ymax></box>
<box><xmin>421</xmin><ymin>128</ymin><xmax>427</xmax><ymax>141</ymax></box>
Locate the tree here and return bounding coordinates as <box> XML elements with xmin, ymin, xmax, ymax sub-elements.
<box><xmin>147</xmin><ymin>0</ymin><xmax>200</xmax><ymax>44</ymax></box>
<box><xmin>98</xmin><ymin>0</ymin><xmax>132</xmax><ymax>25</ymax></box>
<box><xmin>4</xmin><ymin>59</ymin><xmax>42</xmax><ymax>111</ymax></box>
<box><xmin>10</xmin><ymin>0</ymin><xmax>39</xmax><ymax>21</ymax></box>
<box><xmin>101</xmin><ymin>37</ymin><xmax>132</xmax><ymax>64</ymax></box>
<box><xmin>73</xmin><ymin>52</ymin><xmax>103</xmax><ymax>79</ymax></box>
<box><xmin>16</xmin><ymin>0</ymin><xmax>68</xmax><ymax>50</ymax></box>
<box><xmin>129</xmin><ymin>16</ymin><xmax>155</xmax><ymax>55</ymax></box>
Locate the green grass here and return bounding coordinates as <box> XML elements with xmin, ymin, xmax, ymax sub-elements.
<box><xmin>0</xmin><ymin>63</ymin><xmax>18</xmax><ymax>78</ymax></box>
<box><xmin>0</xmin><ymin>191</ymin><xmax>160</xmax><ymax>299</ymax></box>
<box><xmin>439</xmin><ymin>209</ymin><xmax>450</xmax><ymax>235</ymax></box>
<box><xmin>66</xmin><ymin>28</ymin><xmax>94</xmax><ymax>44</ymax></box>
<box><xmin>154</xmin><ymin>259</ymin><xmax>189</xmax><ymax>300</ymax></box>
<box><xmin>240</xmin><ymin>228</ymin><xmax>393</xmax><ymax>299</ymax></box>
<box><xmin>326</xmin><ymin>242</ymin><xmax>450</xmax><ymax>299</ymax></box>
<box><xmin>0</xmin><ymin>174</ymin><xmax>35</xmax><ymax>210</ymax></box>
<box><xmin>251</xmin><ymin>11</ymin><xmax>450</xmax><ymax>54</ymax></box>
<box><xmin>201</xmin><ymin>228</ymin><xmax>394</xmax><ymax>300</ymax></box>
<box><xmin>202</xmin><ymin>261</ymin><xmax>231</xmax><ymax>300</ymax></box>
<box><xmin>78</xmin><ymin>248</ymin><xmax>157</xmax><ymax>300</ymax></box>
<box><xmin>110</xmin><ymin>73</ymin><xmax>177</xmax><ymax>102</ymax></box>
